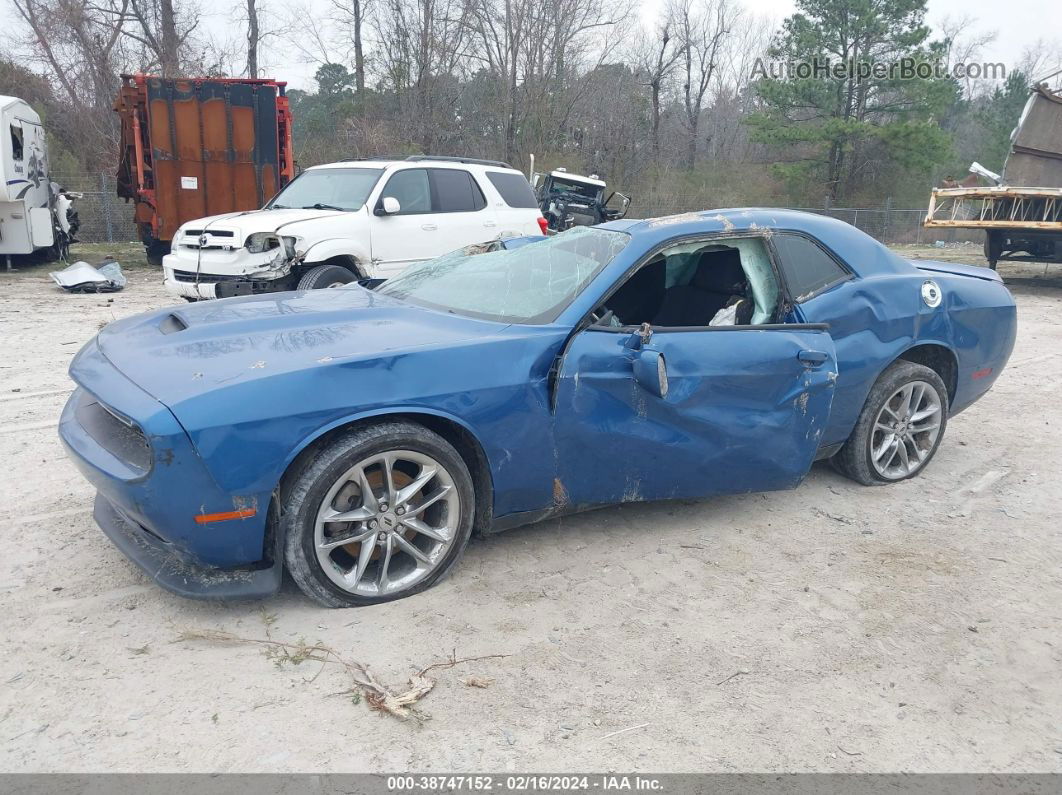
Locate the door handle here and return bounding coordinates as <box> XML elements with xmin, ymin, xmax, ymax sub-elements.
<box><xmin>421</xmin><ymin>223</ymin><xmax>437</xmax><ymax>231</ymax></box>
<box><xmin>484</xmin><ymin>221</ymin><xmax>497</xmax><ymax>227</ymax></box>
<box><xmin>798</xmin><ymin>349</ymin><xmax>829</xmax><ymax>366</ymax></box>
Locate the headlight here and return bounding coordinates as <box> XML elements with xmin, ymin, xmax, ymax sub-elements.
<box><xmin>245</xmin><ymin>232</ymin><xmax>282</xmax><ymax>253</ymax></box>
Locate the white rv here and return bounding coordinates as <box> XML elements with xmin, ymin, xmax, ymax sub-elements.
<box><xmin>1</xmin><ymin>96</ymin><xmax>76</xmax><ymax>268</ymax></box>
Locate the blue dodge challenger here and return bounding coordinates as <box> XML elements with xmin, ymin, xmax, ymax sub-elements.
<box><xmin>59</xmin><ymin>210</ymin><xmax>1017</xmax><ymax>607</ymax></box>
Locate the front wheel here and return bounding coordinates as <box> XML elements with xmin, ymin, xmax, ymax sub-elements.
<box><xmin>833</xmin><ymin>361</ymin><xmax>949</xmax><ymax>486</ymax></box>
<box><xmin>282</xmin><ymin>422</ymin><xmax>475</xmax><ymax>607</ymax></box>
<box><xmin>297</xmin><ymin>264</ymin><xmax>356</xmax><ymax>290</ymax></box>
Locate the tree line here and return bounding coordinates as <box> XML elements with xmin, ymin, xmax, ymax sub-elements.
<box><xmin>2</xmin><ymin>0</ymin><xmax>1057</xmax><ymax>208</ymax></box>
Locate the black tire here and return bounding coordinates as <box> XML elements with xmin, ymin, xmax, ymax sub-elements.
<box><xmin>282</xmin><ymin>421</ymin><xmax>476</xmax><ymax>607</ymax></box>
<box><xmin>984</xmin><ymin>231</ymin><xmax>1002</xmax><ymax>270</ymax></box>
<box><xmin>146</xmin><ymin>240</ymin><xmax>170</xmax><ymax>267</ymax></box>
<box><xmin>297</xmin><ymin>264</ymin><xmax>356</xmax><ymax>290</ymax></box>
<box><xmin>832</xmin><ymin>360</ymin><xmax>949</xmax><ymax>486</ymax></box>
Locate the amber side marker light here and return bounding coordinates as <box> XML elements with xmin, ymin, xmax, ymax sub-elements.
<box><xmin>194</xmin><ymin>508</ymin><xmax>256</xmax><ymax>524</ymax></box>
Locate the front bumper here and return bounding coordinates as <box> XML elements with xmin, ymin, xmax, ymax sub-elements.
<box><xmin>60</xmin><ymin>340</ymin><xmax>279</xmax><ymax>598</ymax></box>
<box><xmin>94</xmin><ymin>494</ymin><xmax>281</xmax><ymax>600</ymax></box>
<box><xmin>163</xmin><ymin>251</ymin><xmax>290</xmax><ymax>300</ymax></box>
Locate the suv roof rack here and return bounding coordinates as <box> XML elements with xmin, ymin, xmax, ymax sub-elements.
<box><xmin>404</xmin><ymin>155</ymin><xmax>514</xmax><ymax>169</ymax></box>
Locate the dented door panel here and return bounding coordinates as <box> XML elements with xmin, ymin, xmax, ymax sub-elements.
<box><xmin>553</xmin><ymin>326</ymin><xmax>837</xmax><ymax>508</ymax></box>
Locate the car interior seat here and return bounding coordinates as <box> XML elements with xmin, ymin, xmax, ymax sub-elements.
<box><xmin>653</xmin><ymin>248</ymin><xmax>750</xmax><ymax>327</ymax></box>
<box><xmin>608</xmin><ymin>257</ymin><xmax>666</xmax><ymax>325</ymax></box>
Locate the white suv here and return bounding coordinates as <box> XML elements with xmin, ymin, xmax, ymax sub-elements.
<box><xmin>162</xmin><ymin>156</ymin><xmax>548</xmax><ymax>300</ymax></box>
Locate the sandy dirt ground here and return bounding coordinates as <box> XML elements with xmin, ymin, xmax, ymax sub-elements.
<box><xmin>0</xmin><ymin>241</ymin><xmax>1059</xmax><ymax>773</ymax></box>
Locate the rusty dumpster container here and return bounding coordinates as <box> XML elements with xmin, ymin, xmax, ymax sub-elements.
<box><xmin>115</xmin><ymin>74</ymin><xmax>295</xmax><ymax>264</ymax></box>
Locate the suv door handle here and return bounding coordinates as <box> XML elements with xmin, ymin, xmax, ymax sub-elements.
<box><xmin>798</xmin><ymin>349</ymin><xmax>829</xmax><ymax>366</ymax></box>
<box><xmin>421</xmin><ymin>223</ymin><xmax>437</xmax><ymax>231</ymax></box>
<box><xmin>484</xmin><ymin>221</ymin><xmax>497</xmax><ymax>227</ymax></box>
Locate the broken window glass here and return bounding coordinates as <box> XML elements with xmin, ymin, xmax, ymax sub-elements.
<box><xmin>376</xmin><ymin>227</ymin><xmax>630</xmax><ymax>323</ymax></box>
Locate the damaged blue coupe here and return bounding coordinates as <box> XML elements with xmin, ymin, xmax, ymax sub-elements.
<box><xmin>60</xmin><ymin>210</ymin><xmax>1017</xmax><ymax>607</ymax></box>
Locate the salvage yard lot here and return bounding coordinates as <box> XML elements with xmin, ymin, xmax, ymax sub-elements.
<box><xmin>1</xmin><ymin>243</ymin><xmax>1059</xmax><ymax>772</ymax></box>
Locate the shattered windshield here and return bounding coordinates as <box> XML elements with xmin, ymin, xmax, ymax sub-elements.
<box><xmin>268</xmin><ymin>167</ymin><xmax>383</xmax><ymax>211</ymax></box>
<box><xmin>375</xmin><ymin>227</ymin><xmax>630</xmax><ymax>323</ymax></box>
<box><xmin>549</xmin><ymin>178</ymin><xmax>602</xmax><ymax>202</ymax></box>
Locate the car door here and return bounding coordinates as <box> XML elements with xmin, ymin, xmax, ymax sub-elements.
<box><xmin>430</xmin><ymin>168</ymin><xmax>499</xmax><ymax>248</ymax></box>
<box><xmin>369</xmin><ymin>167</ymin><xmax>437</xmax><ymax>277</ymax></box>
<box><xmin>552</xmin><ymin>323</ymin><xmax>837</xmax><ymax>508</ymax></box>
<box><xmin>371</xmin><ymin>167</ymin><xmax>497</xmax><ymax>277</ymax></box>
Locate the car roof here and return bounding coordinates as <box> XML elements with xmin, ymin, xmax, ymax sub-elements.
<box><xmin>549</xmin><ymin>171</ymin><xmax>606</xmax><ymax>186</ymax></box>
<box><xmin>600</xmin><ymin>208</ymin><xmax>913</xmax><ymax>277</ymax></box>
<box><xmin>307</xmin><ymin>159</ymin><xmax>524</xmax><ymax>174</ymax></box>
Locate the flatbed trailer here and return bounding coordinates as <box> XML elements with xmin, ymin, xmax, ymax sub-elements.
<box><xmin>114</xmin><ymin>74</ymin><xmax>294</xmax><ymax>264</ymax></box>
<box><xmin>924</xmin><ymin>83</ymin><xmax>1062</xmax><ymax>269</ymax></box>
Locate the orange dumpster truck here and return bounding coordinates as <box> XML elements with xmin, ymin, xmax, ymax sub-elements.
<box><xmin>114</xmin><ymin>74</ymin><xmax>295</xmax><ymax>265</ymax></box>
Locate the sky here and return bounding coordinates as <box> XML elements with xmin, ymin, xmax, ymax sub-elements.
<box><xmin>263</xmin><ymin>0</ymin><xmax>1061</xmax><ymax>90</ymax></box>
<box><xmin>2</xmin><ymin>0</ymin><xmax>1060</xmax><ymax>92</ymax></box>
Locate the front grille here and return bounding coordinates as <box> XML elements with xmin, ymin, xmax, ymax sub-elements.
<box><xmin>75</xmin><ymin>391</ymin><xmax>152</xmax><ymax>474</ymax></box>
<box><xmin>183</xmin><ymin>229</ymin><xmax>234</xmax><ymax>238</ymax></box>
<box><xmin>172</xmin><ymin>270</ymin><xmax>246</xmax><ymax>283</ymax></box>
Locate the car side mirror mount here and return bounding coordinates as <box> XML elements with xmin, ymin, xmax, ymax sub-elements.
<box><xmin>376</xmin><ymin>196</ymin><xmax>401</xmax><ymax>216</ymax></box>
<box><xmin>632</xmin><ymin>348</ymin><xmax>668</xmax><ymax>399</ymax></box>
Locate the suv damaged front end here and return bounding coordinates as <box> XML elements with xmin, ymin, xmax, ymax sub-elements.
<box><xmin>163</xmin><ymin>222</ymin><xmax>304</xmax><ymax>300</ymax></box>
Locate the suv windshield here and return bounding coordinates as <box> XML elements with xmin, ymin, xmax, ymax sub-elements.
<box><xmin>375</xmin><ymin>227</ymin><xmax>630</xmax><ymax>323</ymax></box>
<box><xmin>268</xmin><ymin>167</ymin><xmax>383</xmax><ymax>211</ymax></box>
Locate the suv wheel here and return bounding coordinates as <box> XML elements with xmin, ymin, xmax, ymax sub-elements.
<box><xmin>297</xmin><ymin>264</ymin><xmax>356</xmax><ymax>290</ymax></box>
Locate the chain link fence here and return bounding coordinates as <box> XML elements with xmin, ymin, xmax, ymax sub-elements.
<box><xmin>52</xmin><ymin>172</ymin><xmax>135</xmax><ymax>245</ymax></box>
<box><xmin>56</xmin><ymin>171</ymin><xmax>981</xmax><ymax>249</ymax></box>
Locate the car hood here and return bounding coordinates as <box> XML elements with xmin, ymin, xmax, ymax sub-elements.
<box><xmin>181</xmin><ymin>208</ymin><xmax>351</xmax><ymax>238</ymax></box>
<box><xmin>94</xmin><ymin>286</ymin><xmax>513</xmax><ymax>406</ymax></box>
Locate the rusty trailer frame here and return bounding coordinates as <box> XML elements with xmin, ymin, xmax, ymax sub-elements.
<box><xmin>925</xmin><ymin>186</ymin><xmax>1062</xmax><ymax>229</ymax></box>
<box><xmin>115</xmin><ymin>73</ymin><xmax>295</xmax><ymax>263</ymax></box>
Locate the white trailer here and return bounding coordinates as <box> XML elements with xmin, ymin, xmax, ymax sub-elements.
<box><xmin>1</xmin><ymin>95</ymin><xmax>73</xmax><ymax>270</ymax></box>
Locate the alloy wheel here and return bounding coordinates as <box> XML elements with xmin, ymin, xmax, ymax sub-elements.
<box><xmin>313</xmin><ymin>450</ymin><xmax>460</xmax><ymax>596</ymax></box>
<box><xmin>870</xmin><ymin>380</ymin><xmax>943</xmax><ymax>480</ymax></box>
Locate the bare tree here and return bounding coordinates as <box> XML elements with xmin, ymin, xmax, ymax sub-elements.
<box><xmin>467</xmin><ymin>0</ymin><xmax>631</xmax><ymax>164</ymax></box>
<box><xmin>636</xmin><ymin>14</ymin><xmax>685</xmax><ymax>157</ymax></box>
<box><xmin>670</xmin><ymin>0</ymin><xmax>737</xmax><ymax>168</ymax></box>
<box><xmin>372</xmin><ymin>0</ymin><xmax>473</xmax><ymax>153</ymax></box>
<box><xmin>246</xmin><ymin>0</ymin><xmax>260</xmax><ymax>77</ymax></box>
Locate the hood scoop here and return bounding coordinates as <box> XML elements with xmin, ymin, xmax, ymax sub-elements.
<box><xmin>159</xmin><ymin>313</ymin><xmax>188</xmax><ymax>335</ymax></box>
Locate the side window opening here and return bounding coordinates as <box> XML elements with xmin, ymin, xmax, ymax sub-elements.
<box><xmin>485</xmin><ymin>170</ymin><xmax>538</xmax><ymax>208</ymax></box>
<box><xmin>772</xmin><ymin>233</ymin><xmax>849</xmax><ymax>301</ymax></box>
<box><xmin>380</xmin><ymin>168</ymin><xmax>431</xmax><ymax>214</ymax></box>
<box><xmin>431</xmin><ymin>169</ymin><xmax>486</xmax><ymax>213</ymax></box>
<box><xmin>10</xmin><ymin>124</ymin><xmax>24</xmax><ymax>161</ymax></box>
<box><xmin>597</xmin><ymin>237</ymin><xmax>781</xmax><ymax>328</ymax></box>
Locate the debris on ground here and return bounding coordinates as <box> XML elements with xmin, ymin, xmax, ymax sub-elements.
<box><xmin>178</xmin><ymin>628</ymin><xmax>508</xmax><ymax>721</ymax></box>
<box><xmin>49</xmin><ymin>259</ymin><xmax>126</xmax><ymax>293</ymax></box>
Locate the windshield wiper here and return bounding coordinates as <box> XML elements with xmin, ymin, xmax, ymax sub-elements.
<box><xmin>270</xmin><ymin>204</ymin><xmax>289</xmax><ymax>209</ymax></box>
<box><xmin>303</xmin><ymin>203</ymin><xmax>345</xmax><ymax>211</ymax></box>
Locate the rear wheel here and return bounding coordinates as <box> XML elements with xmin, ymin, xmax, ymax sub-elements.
<box><xmin>145</xmin><ymin>240</ymin><xmax>170</xmax><ymax>266</ymax></box>
<box><xmin>297</xmin><ymin>264</ymin><xmax>356</xmax><ymax>290</ymax></box>
<box><xmin>833</xmin><ymin>361</ymin><xmax>949</xmax><ymax>486</ymax></box>
<box><xmin>984</xmin><ymin>231</ymin><xmax>1003</xmax><ymax>270</ymax></box>
<box><xmin>282</xmin><ymin>422</ymin><xmax>475</xmax><ymax>607</ymax></box>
